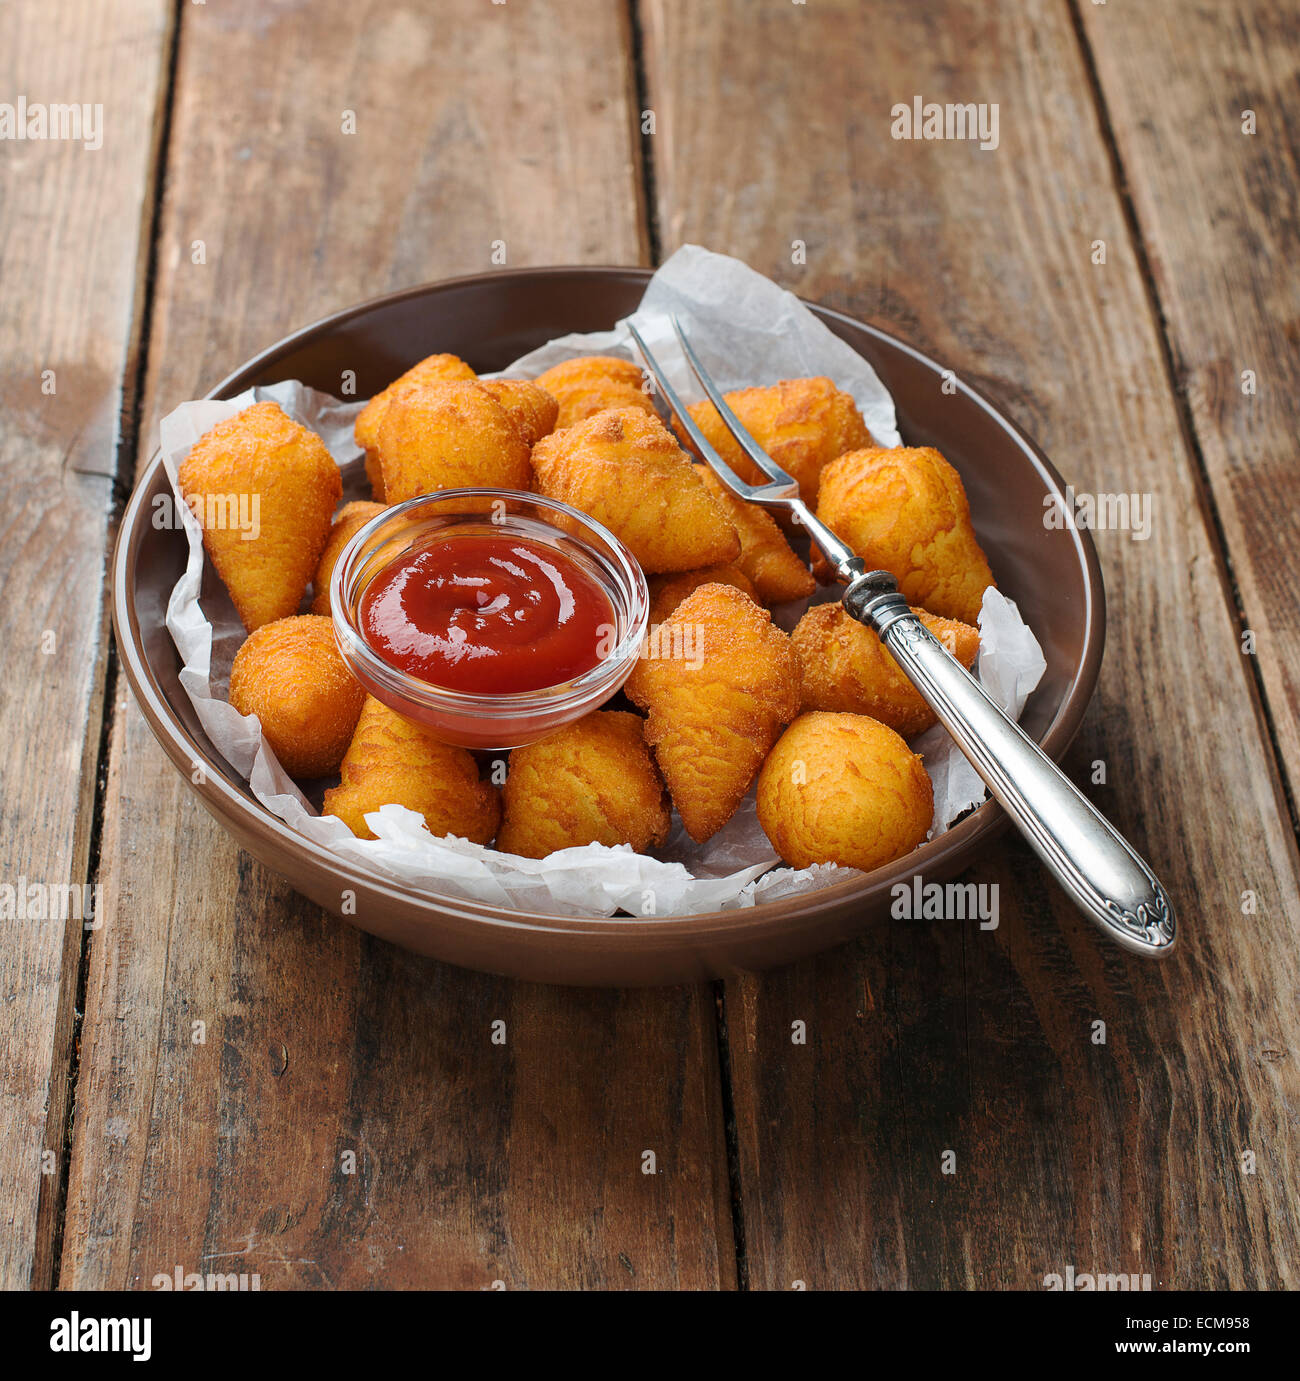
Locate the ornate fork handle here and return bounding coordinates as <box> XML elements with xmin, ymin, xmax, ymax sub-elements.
<box><xmin>843</xmin><ymin>566</ymin><xmax>1176</xmax><ymax>956</ymax></box>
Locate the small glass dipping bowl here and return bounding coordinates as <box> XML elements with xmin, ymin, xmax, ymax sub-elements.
<box><xmin>331</xmin><ymin>489</ymin><xmax>649</xmax><ymax>750</ymax></box>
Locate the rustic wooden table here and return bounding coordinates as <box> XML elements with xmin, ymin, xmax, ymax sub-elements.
<box><xmin>3</xmin><ymin>0</ymin><xmax>1297</xmax><ymax>1291</ymax></box>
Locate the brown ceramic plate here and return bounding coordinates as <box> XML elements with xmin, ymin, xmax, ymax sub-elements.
<box><xmin>111</xmin><ymin>267</ymin><xmax>1103</xmax><ymax>986</ymax></box>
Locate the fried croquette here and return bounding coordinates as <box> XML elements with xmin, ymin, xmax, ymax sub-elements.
<box><xmin>178</xmin><ymin>401</ymin><xmax>342</xmax><ymax>632</ymax></box>
<box><xmin>310</xmin><ymin>500</ymin><xmax>386</xmax><ymax>616</ymax></box>
<box><xmin>228</xmin><ymin>615</ymin><xmax>365</xmax><ymax>778</ymax></box>
<box><xmin>354</xmin><ymin>353</ymin><xmax>478</xmax><ymax>500</ymax></box>
<box><xmin>375</xmin><ymin>379</ymin><xmax>532</xmax><ymax>504</ymax></box>
<box><xmin>478</xmin><ymin>378</ymin><xmax>560</xmax><ymax>446</ymax></box>
<box><xmin>792</xmin><ymin>603</ymin><xmax>979</xmax><ymax>737</ymax></box>
<box><xmin>694</xmin><ymin>464</ymin><xmax>815</xmax><ymax>604</ymax></box>
<box><xmin>322</xmin><ymin>696</ymin><xmax>501</xmax><ymax>844</ymax></box>
<box><xmin>680</xmin><ymin>377</ymin><xmax>872</xmax><ymax>504</ymax></box>
<box><xmin>495</xmin><ymin>711</ymin><xmax>670</xmax><ymax>858</ymax></box>
<box><xmin>533</xmin><ymin>355</ymin><xmax>656</xmax><ymax>429</ymax></box>
<box><xmin>757</xmin><ymin>712</ymin><xmax>934</xmax><ymax>871</ymax></box>
<box><xmin>626</xmin><ymin>583</ymin><xmax>800</xmax><ymax>842</ymax></box>
<box><xmin>648</xmin><ymin>565</ymin><xmax>757</xmax><ymax>627</ymax></box>
<box><xmin>530</xmin><ymin>407</ymin><xmax>739</xmax><ymax>574</ymax></box>
<box><xmin>816</xmin><ymin>446</ymin><xmax>995</xmax><ymax>624</ymax></box>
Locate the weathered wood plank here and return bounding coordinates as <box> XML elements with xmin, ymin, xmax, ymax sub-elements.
<box><xmin>0</xmin><ymin>0</ymin><xmax>173</xmax><ymax>1290</ymax></box>
<box><xmin>1079</xmin><ymin>0</ymin><xmax>1300</xmax><ymax>801</ymax></box>
<box><xmin>644</xmin><ymin>0</ymin><xmax>1300</xmax><ymax>1288</ymax></box>
<box><xmin>62</xmin><ymin>0</ymin><xmax>735</xmax><ymax>1289</ymax></box>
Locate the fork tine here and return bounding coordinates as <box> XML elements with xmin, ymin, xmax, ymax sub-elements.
<box><xmin>625</xmin><ymin>321</ymin><xmax>780</xmax><ymax>502</ymax></box>
<box><xmin>669</xmin><ymin>316</ymin><xmax>798</xmax><ymax>490</ymax></box>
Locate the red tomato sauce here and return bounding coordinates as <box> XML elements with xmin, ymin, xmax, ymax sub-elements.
<box><xmin>358</xmin><ymin>530</ymin><xmax>615</xmax><ymax>694</ymax></box>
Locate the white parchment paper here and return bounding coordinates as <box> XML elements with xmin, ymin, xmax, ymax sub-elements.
<box><xmin>497</xmin><ymin>242</ymin><xmax>902</xmax><ymax>449</ymax></box>
<box><xmin>158</xmin><ymin>245</ymin><xmax>1044</xmax><ymax>917</ymax></box>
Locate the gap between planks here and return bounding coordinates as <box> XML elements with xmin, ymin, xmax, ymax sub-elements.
<box><xmin>627</xmin><ymin>0</ymin><xmax>748</xmax><ymax>1292</ymax></box>
<box><xmin>46</xmin><ymin>0</ymin><xmax>186</xmax><ymax>1291</ymax></box>
<box><xmin>1063</xmin><ymin>0</ymin><xmax>1300</xmax><ymax>843</ymax></box>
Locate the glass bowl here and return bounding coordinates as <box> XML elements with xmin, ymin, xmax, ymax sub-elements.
<box><xmin>330</xmin><ymin>489</ymin><xmax>649</xmax><ymax>750</ymax></box>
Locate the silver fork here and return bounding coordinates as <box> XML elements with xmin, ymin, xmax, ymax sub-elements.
<box><xmin>628</xmin><ymin>316</ymin><xmax>1176</xmax><ymax>958</ymax></box>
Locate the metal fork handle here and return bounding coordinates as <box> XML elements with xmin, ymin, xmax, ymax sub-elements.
<box><xmin>844</xmin><ymin>567</ymin><xmax>1176</xmax><ymax>957</ymax></box>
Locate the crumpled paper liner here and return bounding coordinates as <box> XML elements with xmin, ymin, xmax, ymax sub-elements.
<box><xmin>158</xmin><ymin>244</ymin><xmax>1045</xmax><ymax>918</ymax></box>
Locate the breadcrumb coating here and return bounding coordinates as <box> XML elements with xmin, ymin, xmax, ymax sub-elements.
<box><xmin>534</xmin><ymin>355</ymin><xmax>657</xmax><ymax>429</ymax></box>
<box><xmin>310</xmin><ymin>500</ymin><xmax>385</xmax><ymax>616</ymax></box>
<box><xmin>793</xmin><ymin>602</ymin><xmax>979</xmax><ymax>737</ymax></box>
<box><xmin>681</xmin><ymin>376</ymin><xmax>872</xmax><ymax>504</ymax></box>
<box><xmin>354</xmin><ymin>353</ymin><xmax>477</xmax><ymax>501</ymax></box>
<box><xmin>626</xmin><ymin>583</ymin><xmax>800</xmax><ymax>842</ymax></box>
<box><xmin>496</xmin><ymin>710</ymin><xmax>670</xmax><ymax>858</ymax></box>
<box><xmin>178</xmin><ymin>401</ymin><xmax>342</xmax><ymax>632</ymax></box>
<box><xmin>228</xmin><ymin>615</ymin><xmax>365</xmax><ymax>778</ymax></box>
<box><xmin>478</xmin><ymin>378</ymin><xmax>560</xmax><ymax>446</ymax></box>
<box><xmin>531</xmin><ymin>407</ymin><xmax>739</xmax><ymax>574</ymax></box>
<box><xmin>816</xmin><ymin>446</ymin><xmax>994</xmax><ymax>624</ymax></box>
<box><xmin>375</xmin><ymin>379</ymin><xmax>532</xmax><ymax>503</ymax></box>
<box><xmin>694</xmin><ymin>464</ymin><xmax>815</xmax><ymax>604</ymax></box>
<box><xmin>648</xmin><ymin>565</ymin><xmax>757</xmax><ymax>627</ymax></box>
<box><xmin>323</xmin><ymin>696</ymin><xmax>500</xmax><ymax>844</ymax></box>
<box><xmin>757</xmin><ymin>712</ymin><xmax>934</xmax><ymax>870</ymax></box>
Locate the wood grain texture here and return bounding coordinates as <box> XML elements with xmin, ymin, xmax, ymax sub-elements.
<box><xmin>643</xmin><ymin>0</ymin><xmax>1300</xmax><ymax>1288</ymax></box>
<box><xmin>0</xmin><ymin>0</ymin><xmax>173</xmax><ymax>1289</ymax></box>
<box><xmin>61</xmin><ymin>0</ymin><xmax>735</xmax><ymax>1289</ymax></box>
<box><xmin>1077</xmin><ymin>1</ymin><xmax>1300</xmax><ymax>801</ymax></box>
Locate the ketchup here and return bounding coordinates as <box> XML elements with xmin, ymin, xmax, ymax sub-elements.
<box><xmin>358</xmin><ymin>530</ymin><xmax>615</xmax><ymax>694</ymax></box>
